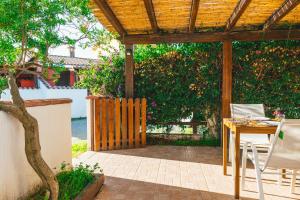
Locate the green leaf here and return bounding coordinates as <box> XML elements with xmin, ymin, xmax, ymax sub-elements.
<box><xmin>279</xmin><ymin>131</ymin><xmax>284</xmax><ymax>140</ymax></box>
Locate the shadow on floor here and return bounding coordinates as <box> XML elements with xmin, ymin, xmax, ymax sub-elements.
<box><xmin>99</xmin><ymin>145</ymin><xmax>224</xmax><ymax>165</ymax></box>
<box><xmin>96</xmin><ymin>176</ymin><xmax>256</xmax><ymax>200</ymax></box>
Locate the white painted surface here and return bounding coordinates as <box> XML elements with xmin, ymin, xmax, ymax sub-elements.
<box><xmin>0</xmin><ymin>103</ymin><xmax>72</xmax><ymax>199</ymax></box>
<box><xmin>86</xmin><ymin>99</ymin><xmax>92</xmax><ymax>150</ymax></box>
<box><xmin>1</xmin><ymin>79</ymin><xmax>87</xmax><ymax>118</ymax></box>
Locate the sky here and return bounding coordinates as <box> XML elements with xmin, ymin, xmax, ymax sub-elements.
<box><xmin>49</xmin><ymin>44</ymin><xmax>99</xmax><ymax>59</ymax></box>
<box><xmin>48</xmin><ymin>19</ymin><xmax>103</xmax><ymax>59</ymax></box>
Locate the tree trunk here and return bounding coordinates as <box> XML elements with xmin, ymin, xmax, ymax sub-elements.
<box><xmin>0</xmin><ymin>75</ymin><xmax>59</xmax><ymax>199</ymax></box>
<box><xmin>205</xmin><ymin>107</ymin><xmax>218</xmax><ymax>138</ymax></box>
<box><xmin>191</xmin><ymin>112</ymin><xmax>198</xmax><ymax>135</ymax></box>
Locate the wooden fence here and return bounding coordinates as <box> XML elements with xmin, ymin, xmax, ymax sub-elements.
<box><xmin>87</xmin><ymin>97</ymin><xmax>147</xmax><ymax>151</ymax></box>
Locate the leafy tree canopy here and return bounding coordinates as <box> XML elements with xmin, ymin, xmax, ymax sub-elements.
<box><xmin>0</xmin><ymin>0</ymin><xmax>105</xmax><ymax>76</ymax></box>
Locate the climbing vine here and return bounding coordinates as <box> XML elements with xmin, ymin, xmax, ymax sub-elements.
<box><xmin>77</xmin><ymin>40</ymin><xmax>300</xmax><ymax>133</ymax></box>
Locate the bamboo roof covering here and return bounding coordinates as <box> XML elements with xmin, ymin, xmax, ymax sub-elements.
<box><xmin>236</xmin><ymin>0</ymin><xmax>285</xmax><ymax>27</ymax></box>
<box><xmin>280</xmin><ymin>5</ymin><xmax>300</xmax><ymax>24</ymax></box>
<box><xmin>90</xmin><ymin>0</ymin><xmax>300</xmax><ymax>44</ymax></box>
<box><xmin>153</xmin><ymin>0</ymin><xmax>192</xmax><ymax>31</ymax></box>
<box><xmin>196</xmin><ymin>0</ymin><xmax>239</xmax><ymax>28</ymax></box>
<box><xmin>107</xmin><ymin>0</ymin><xmax>151</xmax><ymax>34</ymax></box>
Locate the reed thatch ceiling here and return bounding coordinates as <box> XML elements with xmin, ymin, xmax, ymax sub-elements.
<box><xmin>90</xmin><ymin>0</ymin><xmax>300</xmax><ymax>43</ymax></box>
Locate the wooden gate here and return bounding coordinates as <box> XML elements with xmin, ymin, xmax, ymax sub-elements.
<box><xmin>87</xmin><ymin>97</ymin><xmax>146</xmax><ymax>151</ymax></box>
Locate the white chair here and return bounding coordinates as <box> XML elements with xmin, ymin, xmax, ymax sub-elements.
<box><xmin>230</xmin><ymin>104</ymin><xmax>270</xmax><ymax>147</ymax></box>
<box><xmin>229</xmin><ymin>104</ymin><xmax>270</xmax><ymax>176</ymax></box>
<box><xmin>241</xmin><ymin>119</ymin><xmax>300</xmax><ymax>200</ymax></box>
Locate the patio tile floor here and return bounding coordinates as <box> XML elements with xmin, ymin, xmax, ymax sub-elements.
<box><xmin>73</xmin><ymin>146</ymin><xmax>299</xmax><ymax>200</ymax></box>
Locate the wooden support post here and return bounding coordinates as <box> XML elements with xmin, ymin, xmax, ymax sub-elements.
<box><xmin>125</xmin><ymin>44</ymin><xmax>134</xmax><ymax>98</ymax></box>
<box><xmin>222</xmin><ymin>41</ymin><xmax>232</xmax><ymax>142</ymax></box>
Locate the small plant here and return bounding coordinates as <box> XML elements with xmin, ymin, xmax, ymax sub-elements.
<box><xmin>56</xmin><ymin>162</ymin><xmax>102</xmax><ymax>200</ymax></box>
<box><xmin>30</xmin><ymin>163</ymin><xmax>102</xmax><ymax>200</ymax></box>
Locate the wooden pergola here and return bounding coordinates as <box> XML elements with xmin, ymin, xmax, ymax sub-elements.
<box><xmin>90</xmin><ymin>0</ymin><xmax>299</xmax><ymax>118</ymax></box>
<box><xmin>89</xmin><ymin>1</ymin><xmax>299</xmax><ymax>197</ymax></box>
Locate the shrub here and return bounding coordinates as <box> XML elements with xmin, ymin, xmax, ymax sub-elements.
<box><xmin>76</xmin><ymin>41</ymin><xmax>300</xmax><ymax>137</ymax></box>
<box><xmin>31</xmin><ymin>163</ymin><xmax>102</xmax><ymax>200</ymax></box>
<box><xmin>56</xmin><ymin>163</ymin><xmax>101</xmax><ymax>200</ymax></box>
<box><xmin>233</xmin><ymin>40</ymin><xmax>300</xmax><ymax>118</ymax></box>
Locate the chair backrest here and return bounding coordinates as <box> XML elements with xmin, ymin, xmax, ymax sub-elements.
<box><xmin>264</xmin><ymin>119</ymin><xmax>300</xmax><ymax>169</ymax></box>
<box><xmin>230</xmin><ymin>104</ymin><xmax>265</xmax><ymax>118</ymax></box>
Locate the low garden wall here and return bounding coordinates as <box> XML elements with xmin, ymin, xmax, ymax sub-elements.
<box><xmin>0</xmin><ymin>79</ymin><xmax>87</xmax><ymax>118</ymax></box>
<box><xmin>0</xmin><ymin>99</ymin><xmax>72</xmax><ymax>199</ymax></box>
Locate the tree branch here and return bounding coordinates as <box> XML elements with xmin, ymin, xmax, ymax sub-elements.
<box><xmin>0</xmin><ymin>102</ymin><xmax>24</xmax><ymax>121</ymax></box>
<box><xmin>8</xmin><ymin>73</ymin><xmax>26</xmax><ymax>110</ymax></box>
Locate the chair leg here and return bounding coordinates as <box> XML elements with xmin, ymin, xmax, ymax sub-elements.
<box><xmin>241</xmin><ymin>142</ymin><xmax>249</xmax><ymax>190</ymax></box>
<box><xmin>291</xmin><ymin>170</ymin><xmax>297</xmax><ymax>193</ymax></box>
<box><xmin>256</xmin><ymin>169</ymin><xmax>264</xmax><ymax>200</ymax></box>
<box><xmin>231</xmin><ymin>135</ymin><xmax>235</xmax><ymax>180</ymax></box>
<box><xmin>229</xmin><ymin>133</ymin><xmax>232</xmax><ymax>162</ymax></box>
<box><xmin>252</xmin><ymin>146</ymin><xmax>265</xmax><ymax>200</ymax></box>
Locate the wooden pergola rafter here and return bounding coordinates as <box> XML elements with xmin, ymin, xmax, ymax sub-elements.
<box><xmin>225</xmin><ymin>0</ymin><xmax>252</xmax><ymax>32</ymax></box>
<box><xmin>94</xmin><ymin>0</ymin><xmax>127</xmax><ymax>36</ymax></box>
<box><xmin>143</xmin><ymin>0</ymin><xmax>159</xmax><ymax>33</ymax></box>
<box><xmin>263</xmin><ymin>0</ymin><xmax>300</xmax><ymax>31</ymax></box>
<box><xmin>188</xmin><ymin>0</ymin><xmax>200</xmax><ymax>32</ymax></box>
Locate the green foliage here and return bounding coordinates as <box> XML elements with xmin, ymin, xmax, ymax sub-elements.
<box><xmin>147</xmin><ymin>135</ymin><xmax>219</xmax><ymax>146</ymax></box>
<box><xmin>135</xmin><ymin>43</ymin><xmax>221</xmax><ymax>125</ymax></box>
<box><xmin>56</xmin><ymin>163</ymin><xmax>101</xmax><ymax>200</ymax></box>
<box><xmin>0</xmin><ymin>0</ymin><xmax>98</xmax><ymax>70</ymax></box>
<box><xmin>76</xmin><ymin>54</ymin><xmax>124</xmax><ymax>96</ymax></box>
<box><xmin>233</xmin><ymin>40</ymin><xmax>300</xmax><ymax>118</ymax></box>
<box><xmin>78</xmin><ymin>40</ymin><xmax>300</xmax><ymax>134</ymax></box>
<box><xmin>72</xmin><ymin>141</ymin><xmax>87</xmax><ymax>158</ymax></box>
<box><xmin>31</xmin><ymin>163</ymin><xmax>102</xmax><ymax>200</ymax></box>
<box><xmin>74</xmin><ymin>29</ymin><xmax>300</xmax><ymax>137</ymax></box>
<box><xmin>0</xmin><ymin>77</ymin><xmax>8</xmax><ymax>95</ymax></box>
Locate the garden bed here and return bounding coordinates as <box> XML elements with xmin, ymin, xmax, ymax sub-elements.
<box><xmin>147</xmin><ymin>134</ymin><xmax>219</xmax><ymax>146</ymax></box>
<box><xmin>29</xmin><ymin>163</ymin><xmax>104</xmax><ymax>200</ymax></box>
<box><xmin>74</xmin><ymin>173</ymin><xmax>104</xmax><ymax>200</ymax></box>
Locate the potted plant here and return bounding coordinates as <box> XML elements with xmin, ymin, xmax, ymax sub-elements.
<box><xmin>30</xmin><ymin>163</ymin><xmax>104</xmax><ymax>200</ymax></box>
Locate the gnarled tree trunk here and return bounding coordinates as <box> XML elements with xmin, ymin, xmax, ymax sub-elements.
<box><xmin>0</xmin><ymin>75</ymin><xmax>59</xmax><ymax>200</ymax></box>
<box><xmin>205</xmin><ymin>106</ymin><xmax>218</xmax><ymax>138</ymax></box>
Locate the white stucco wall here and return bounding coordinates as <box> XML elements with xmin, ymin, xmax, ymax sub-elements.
<box><xmin>0</xmin><ymin>103</ymin><xmax>72</xmax><ymax>199</ymax></box>
<box><xmin>0</xmin><ymin>80</ymin><xmax>87</xmax><ymax>118</ymax></box>
<box><xmin>86</xmin><ymin>99</ymin><xmax>92</xmax><ymax>150</ymax></box>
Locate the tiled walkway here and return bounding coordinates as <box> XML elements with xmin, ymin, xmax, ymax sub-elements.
<box><xmin>73</xmin><ymin>146</ymin><xmax>299</xmax><ymax>200</ymax></box>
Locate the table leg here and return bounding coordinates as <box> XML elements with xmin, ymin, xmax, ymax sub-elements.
<box><xmin>234</xmin><ymin>130</ymin><xmax>240</xmax><ymax>199</ymax></box>
<box><xmin>223</xmin><ymin>123</ymin><xmax>228</xmax><ymax>175</ymax></box>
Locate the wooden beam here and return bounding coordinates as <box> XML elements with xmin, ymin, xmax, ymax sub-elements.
<box><xmin>143</xmin><ymin>0</ymin><xmax>159</xmax><ymax>33</ymax></box>
<box><xmin>189</xmin><ymin>0</ymin><xmax>200</xmax><ymax>32</ymax></box>
<box><xmin>225</xmin><ymin>0</ymin><xmax>252</xmax><ymax>31</ymax></box>
<box><xmin>263</xmin><ymin>0</ymin><xmax>300</xmax><ymax>31</ymax></box>
<box><xmin>124</xmin><ymin>32</ymin><xmax>227</xmax><ymax>44</ymax></box>
<box><xmin>94</xmin><ymin>0</ymin><xmax>126</xmax><ymax>36</ymax></box>
<box><xmin>122</xmin><ymin>29</ymin><xmax>300</xmax><ymax>44</ymax></box>
<box><xmin>222</xmin><ymin>41</ymin><xmax>232</xmax><ymax>120</ymax></box>
<box><xmin>125</xmin><ymin>44</ymin><xmax>134</xmax><ymax>98</ymax></box>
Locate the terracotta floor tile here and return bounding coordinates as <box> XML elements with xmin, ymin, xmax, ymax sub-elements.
<box><xmin>75</xmin><ymin>146</ymin><xmax>299</xmax><ymax>200</ymax></box>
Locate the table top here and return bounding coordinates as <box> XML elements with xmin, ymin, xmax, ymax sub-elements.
<box><xmin>223</xmin><ymin>118</ymin><xmax>278</xmax><ymax>134</ymax></box>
